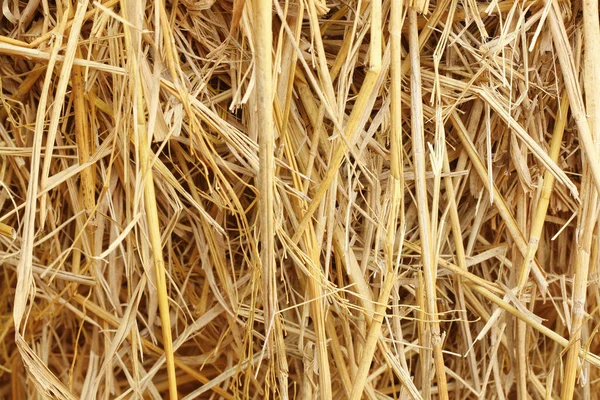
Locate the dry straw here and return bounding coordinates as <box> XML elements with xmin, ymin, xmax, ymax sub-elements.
<box><xmin>1</xmin><ymin>0</ymin><xmax>600</xmax><ymax>398</ymax></box>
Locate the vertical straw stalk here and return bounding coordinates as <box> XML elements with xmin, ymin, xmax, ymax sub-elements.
<box><xmin>121</xmin><ymin>0</ymin><xmax>177</xmax><ymax>398</ymax></box>
<box><xmin>518</xmin><ymin>93</ymin><xmax>570</xmax><ymax>290</ymax></box>
<box><xmin>254</xmin><ymin>0</ymin><xmax>289</xmax><ymax>395</ymax></box>
<box><xmin>549</xmin><ymin>3</ymin><xmax>600</xmax><ymax>195</ymax></box>
<box><xmin>72</xmin><ymin>59</ymin><xmax>97</xmax><ymax>231</ymax></box>
<box><xmin>408</xmin><ymin>9</ymin><xmax>448</xmax><ymax>399</ymax></box>
<box><xmin>347</xmin><ymin>0</ymin><xmax>397</xmax><ymax>398</ymax></box>
<box><xmin>254</xmin><ymin>0</ymin><xmax>275</xmax><ymax>352</ymax></box>
<box><xmin>560</xmin><ymin>0</ymin><xmax>600</xmax><ymax>397</ymax></box>
<box><xmin>135</xmin><ymin>81</ymin><xmax>178</xmax><ymax>400</ymax></box>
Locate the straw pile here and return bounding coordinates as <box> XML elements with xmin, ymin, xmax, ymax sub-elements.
<box><xmin>1</xmin><ymin>0</ymin><xmax>600</xmax><ymax>398</ymax></box>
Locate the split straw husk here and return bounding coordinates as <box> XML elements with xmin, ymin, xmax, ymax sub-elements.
<box><xmin>1</xmin><ymin>0</ymin><xmax>600</xmax><ymax>398</ymax></box>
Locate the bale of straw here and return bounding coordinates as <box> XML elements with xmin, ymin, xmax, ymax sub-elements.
<box><xmin>1</xmin><ymin>0</ymin><xmax>600</xmax><ymax>398</ymax></box>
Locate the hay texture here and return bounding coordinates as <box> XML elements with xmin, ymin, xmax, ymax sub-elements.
<box><xmin>1</xmin><ymin>0</ymin><xmax>600</xmax><ymax>398</ymax></box>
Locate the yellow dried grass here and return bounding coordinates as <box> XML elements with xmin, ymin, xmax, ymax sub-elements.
<box><xmin>1</xmin><ymin>0</ymin><xmax>600</xmax><ymax>399</ymax></box>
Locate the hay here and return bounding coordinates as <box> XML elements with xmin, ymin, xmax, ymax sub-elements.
<box><xmin>1</xmin><ymin>0</ymin><xmax>600</xmax><ymax>398</ymax></box>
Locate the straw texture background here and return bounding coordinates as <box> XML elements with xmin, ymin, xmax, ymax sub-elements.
<box><xmin>1</xmin><ymin>0</ymin><xmax>600</xmax><ymax>398</ymax></box>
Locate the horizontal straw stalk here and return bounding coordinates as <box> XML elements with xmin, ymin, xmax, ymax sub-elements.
<box><xmin>1</xmin><ymin>0</ymin><xmax>600</xmax><ymax>399</ymax></box>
